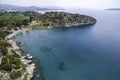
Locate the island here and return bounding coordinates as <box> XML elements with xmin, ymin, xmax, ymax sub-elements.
<box><xmin>0</xmin><ymin>11</ymin><xmax>97</xmax><ymax>80</ymax></box>
<box><xmin>106</xmin><ymin>8</ymin><xmax>120</xmax><ymax>10</ymax></box>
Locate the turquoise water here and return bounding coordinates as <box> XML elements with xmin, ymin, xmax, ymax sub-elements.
<box><xmin>13</xmin><ymin>10</ymin><xmax>120</xmax><ymax>80</ymax></box>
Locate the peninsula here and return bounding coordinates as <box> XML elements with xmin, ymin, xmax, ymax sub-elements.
<box><xmin>0</xmin><ymin>11</ymin><xmax>96</xmax><ymax>29</ymax></box>
<box><xmin>0</xmin><ymin>11</ymin><xmax>97</xmax><ymax>80</ymax></box>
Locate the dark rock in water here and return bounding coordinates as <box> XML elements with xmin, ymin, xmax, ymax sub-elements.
<box><xmin>39</xmin><ymin>46</ymin><xmax>52</xmax><ymax>53</ymax></box>
<box><xmin>58</xmin><ymin>62</ymin><xmax>67</xmax><ymax>71</ymax></box>
<box><xmin>16</xmin><ymin>41</ymin><xmax>21</xmax><ymax>46</ymax></box>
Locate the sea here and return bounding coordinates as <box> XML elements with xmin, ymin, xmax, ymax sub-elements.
<box><xmin>12</xmin><ymin>9</ymin><xmax>120</xmax><ymax>80</ymax></box>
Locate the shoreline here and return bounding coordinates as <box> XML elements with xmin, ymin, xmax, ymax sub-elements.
<box><xmin>4</xmin><ymin>22</ymin><xmax>96</xmax><ymax>80</ymax></box>
<box><xmin>5</xmin><ymin>28</ymin><xmax>31</xmax><ymax>40</ymax></box>
<box><xmin>0</xmin><ymin>11</ymin><xmax>97</xmax><ymax>80</ymax></box>
<box><xmin>5</xmin><ymin>28</ymin><xmax>36</xmax><ymax>80</ymax></box>
<box><xmin>3</xmin><ymin>22</ymin><xmax>96</xmax><ymax>80</ymax></box>
<box><xmin>29</xmin><ymin>20</ymin><xmax>96</xmax><ymax>29</ymax></box>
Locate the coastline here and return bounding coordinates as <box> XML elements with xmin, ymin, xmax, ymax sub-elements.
<box><xmin>5</xmin><ymin>28</ymin><xmax>36</xmax><ymax>80</ymax></box>
<box><xmin>3</xmin><ymin>20</ymin><xmax>96</xmax><ymax>80</ymax></box>
<box><xmin>3</xmin><ymin>23</ymin><xmax>96</xmax><ymax>80</ymax></box>
<box><xmin>5</xmin><ymin>28</ymin><xmax>31</xmax><ymax>40</ymax></box>
<box><xmin>0</xmin><ymin>10</ymin><xmax>97</xmax><ymax>80</ymax></box>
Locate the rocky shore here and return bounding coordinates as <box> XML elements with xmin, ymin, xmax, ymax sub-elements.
<box><xmin>0</xmin><ymin>28</ymin><xmax>36</xmax><ymax>80</ymax></box>
<box><xmin>7</xmin><ymin>40</ymin><xmax>36</xmax><ymax>80</ymax></box>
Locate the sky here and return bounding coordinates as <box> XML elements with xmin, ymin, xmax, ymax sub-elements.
<box><xmin>0</xmin><ymin>0</ymin><xmax>120</xmax><ymax>9</ymax></box>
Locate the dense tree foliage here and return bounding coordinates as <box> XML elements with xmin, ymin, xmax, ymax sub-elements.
<box><xmin>0</xmin><ymin>12</ymin><xmax>30</xmax><ymax>29</ymax></box>
<box><xmin>10</xmin><ymin>71</ymin><xmax>22</xmax><ymax>79</ymax></box>
<box><xmin>0</xmin><ymin>11</ymin><xmax>96</xmax><ymax>29</ymax></box>
<box><xmin>0</xmin><ymin>40</ymin><xmax>10</xmax><ymax>55</ymax></box>
<box><xmin>39</xmin><ymin>12</ymin><xmax>96</xmax><ymax>27</ymax></box>
<box><xmin>0</xmin><ymin>12</ymin><xmax>32</xmax><ymax>39</ymax></box>
<box><xmin>0</xmin><ymin>30</ymin><xmax>10</xmax><ymax>39</ymax></box>
<box><xmin>0</xmin><ymin>54</ymin><xmax>22</xmax><ymax>71</ymax></box>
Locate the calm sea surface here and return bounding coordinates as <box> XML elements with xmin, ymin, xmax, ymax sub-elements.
<box><xmin>13</xmin><ymin>9</ymin><xmax>120</xmax><ymax>80</ymax></box>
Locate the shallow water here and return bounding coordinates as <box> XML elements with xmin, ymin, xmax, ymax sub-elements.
<box><xmin>13</xmin><ymin>10</ymin><xmax>120</xmax><ymax>80</ymax></box>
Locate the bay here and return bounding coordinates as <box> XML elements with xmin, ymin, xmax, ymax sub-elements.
<box><xmin>13</xmin><ymin>9</ymin><xmax>120</xmax><ymax>80</ymax></box>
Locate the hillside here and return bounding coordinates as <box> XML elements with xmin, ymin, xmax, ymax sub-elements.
<box><xmin>0</xmin><ymin>4</ymin><xmax>63</xmax><ymax>11</ymax></box>
<box><xmin>0</xmin><ymin>11</ymin><xmax>96</xmax><ymax>29</ymax></box>
<box><xmin>29</xmin><ymin>12</ymin><xmax>97</xmax><ymax>28</ymax></box>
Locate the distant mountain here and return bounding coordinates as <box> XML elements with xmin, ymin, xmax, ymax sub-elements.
<box><xmin>106</xmin><ymin>8</ymin><xmax>120</xmax><ymax>10</ymax></box>
<box><xmin>0</xmin><ymin>4</ymin><xmax>64</xmax><ymax>11</ymax></box>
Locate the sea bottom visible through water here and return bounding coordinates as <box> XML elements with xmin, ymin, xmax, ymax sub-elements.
<box><xmin>13</xmin><ymin>10</ymin><xmax>120</xmax><ymax>80</ymax></box>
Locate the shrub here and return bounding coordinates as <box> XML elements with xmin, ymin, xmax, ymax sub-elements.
<box><xmin>0</xmin><ymin>54</ymin><xmax>22</xmax><ymax>71</ymax></box>
<box><xmin>10</xmin><ymin>71</ymin><xmax>22</xmax><ymax>79</ymax></box>
<box><xmin>1</xmin><ymin>63</ymin><xmax>12</xmax><ymax>71</ymax></box>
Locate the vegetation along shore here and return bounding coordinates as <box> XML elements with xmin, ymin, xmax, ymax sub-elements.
<box><xmin>0</xmin><ymin>11</ymin><xmax>97</xmax><ymax>80</ymax></box>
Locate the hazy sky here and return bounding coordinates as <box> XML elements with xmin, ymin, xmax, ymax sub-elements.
<box><xmin>0</xmin><ymin>0</ymin><xmax>120</xmax><ymax>9</ymax></box>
